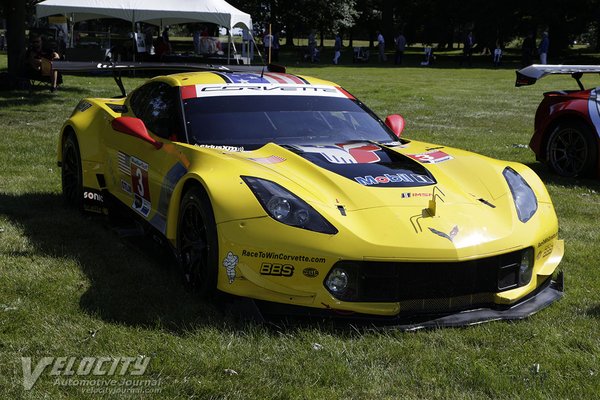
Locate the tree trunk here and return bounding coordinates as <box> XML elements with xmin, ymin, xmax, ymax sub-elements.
<box><xmin>382</xmin><ymin>0</ymin><xmax>394</xmax><ymax>49</ymax></box>
<box><xmin>285</xmin><ymin>29</ymin><xmax>295</xmax><ymax>47</ymax></box>
<box><xmin>5</xmin><ymin>0</ymin><xmax>27</xmax><ymax>84</ymax></box>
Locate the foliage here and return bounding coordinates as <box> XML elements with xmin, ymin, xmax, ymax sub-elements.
<box><xmin>227</xmin><ymin>0</ymin><xmax>600</xmax><ymax>51</ymax></box>
<box><xmin>228</xmin><ymin>0</ymin><xmax>358</xmax><ymax>45</ymax></box>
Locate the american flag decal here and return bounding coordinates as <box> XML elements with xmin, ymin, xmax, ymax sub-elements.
<box><xmin>117</xmin><ymin>151</ymin><xmax>130</xmax><ymax>176</ymax></box>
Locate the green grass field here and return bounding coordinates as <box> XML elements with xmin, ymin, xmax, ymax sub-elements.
<box><xmin>1</xmin><ymin>52</ymin><xmax>600</xmax><ymax>399</ymax></box>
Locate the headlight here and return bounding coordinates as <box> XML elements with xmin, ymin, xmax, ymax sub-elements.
<box><xmin>325</xmin><ymin>268</ymin><xmax>350</xmax><ymax>295</ymax></box>
<box><xmin>324</xmin><ymin>263</ymin><xmax>359</xmax><ymax>301</ymax></box>
<box><xmin>503</xmin><ymin>167</ymin><xmax>538</xmax><ymax>222</ymax></box>
<box><xmin>242</xmin><ymin>176</ymin><xmax>338</xmax><ymax>234</ymax></box>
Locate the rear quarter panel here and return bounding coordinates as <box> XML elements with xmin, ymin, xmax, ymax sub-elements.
<box><xmin>58</xmin><ymin>98</ymin><xmax>126</xmax><ymax>190</ymax></box>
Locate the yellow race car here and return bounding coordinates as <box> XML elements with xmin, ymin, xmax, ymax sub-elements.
<box><xmin>58</xmin><ymin>63</ymin><xmax>563</xmax><ymax>328</ymax></box>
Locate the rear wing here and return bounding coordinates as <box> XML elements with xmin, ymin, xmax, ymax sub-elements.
<box><xmin>515</xmin><ymin>64</ymin><xmax>600</xmax><ymax>90</ymax></box>
<box><xmin>50</xmin><ymin>61</ymin><xmax>286</xmax><ymax>97</ymax></box>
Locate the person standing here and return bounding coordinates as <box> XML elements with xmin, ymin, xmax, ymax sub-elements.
<box><xmin>539</xmin><ymin>31</ymin><xmax>549</xmax><ymax>64</ymax></box>
<box><xmin>144</xmin><ymin>25</ymin><xmax>155</xmax><ymax>55</ymax></box>
<box><xmin>263</xmin><ymin>29</ymin><xmax>273</xmax><ymax>61</ymax></box>
<box><xmin>272</xmin><ymin>31</ymin><xmax>280</xmax><ymax>62</ymax></box>
<box><xmin>461</xmin><ymin>31</ymin><xmax>475</xmax><ymax>66</ymax></box>
<box><xmin>376</xmin><ymin>30</ymin><xmax>386</xmax><ymax>62</ymax></box>
<box><xmin>521</xmin><ymin>33</ymin><xmax>535</xmax><ymax>67</ymax></box>
<box><xmin>308</xmin><ymin>30</ymin><xmax>317</xmax><ymax>62</ymax></box>
<box><xmin>333</xmin><ymin>33</ymin><xmax>342</xmax><ymax>64</ymax></box>
<box><xmin>162</xmin><ymin>26</ymin><xmax>170</xmax><ymax>43</ymax></box>
<box><xmin>192</xmin><ymin>26</ymin><xmax>201</xmax><ymax>54</ymax></box>
<box><xmin>493</xmin><ymin>40</ymin><xmax>503</xmax><ymax>67</ymax></box>
<box><xmin>394</xmin><ymin>32</ymin><xmax>406</xmax><ymax>65</ymax></box>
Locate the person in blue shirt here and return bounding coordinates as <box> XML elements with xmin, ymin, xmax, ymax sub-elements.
<box><xmin>538</xmin><ymin>31</ymin><xmax>549</xmax><ymax>64</ymax></box>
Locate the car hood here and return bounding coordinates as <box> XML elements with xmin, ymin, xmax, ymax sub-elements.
<box><xmin>230</xmin><ymin>140</ymin><xmax>508</xmax><ymax>211</ymax></box>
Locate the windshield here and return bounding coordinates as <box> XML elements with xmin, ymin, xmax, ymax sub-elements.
<box><xmin>183</xmin><ymin>95</ymin><xmax>397</xmax><ymax>149</ymax></box>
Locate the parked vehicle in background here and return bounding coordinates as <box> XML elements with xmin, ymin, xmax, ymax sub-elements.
<box><xmin>516</xmin><ymin>64</ymin><xmax>600</xmax><ymax>178</ymax></box>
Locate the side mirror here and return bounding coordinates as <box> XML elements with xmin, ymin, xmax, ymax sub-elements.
<box><xmin>111</xmin><ymin>117</ymin><xmax>163</xmax><ymax>149</ymax></box>
<box><xmin>385</xmin><ymin>114</ymin><xmax>405</xmax><ymax>138</ymax></box>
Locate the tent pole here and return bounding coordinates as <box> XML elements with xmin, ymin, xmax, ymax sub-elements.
<box><xmin>70</xmin><ymin>13</ymin><xmax>74</xmax><ymax>48</ymax></box>
<box><xmin>227</xmin><ymin>28</ymin><xmax>231</xmax><ymax>65</ymax></box>
<box><xmin>131</xmin><ymin>10</ymin><xmax>135</xmax><ymax>62</ymax></box>
<box><xmin>230</xmin><ymin>34</ymin><xmax>239</xmax><ymax>64</ymax></box>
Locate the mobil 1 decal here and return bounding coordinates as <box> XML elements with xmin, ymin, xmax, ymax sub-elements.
<box><xmin>130</xmin><ymin>156</ymin><xmax>151</xmax><ymax>217</ymax></box>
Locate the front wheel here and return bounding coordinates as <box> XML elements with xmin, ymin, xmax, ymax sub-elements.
<box><xmin>177</xmin><ymin>186</ymin><xmax>218</xmax><ymax>296</ymax></box>
<box><xmin>61</xmin><ymin>132</ymin><xmax>83</xmax><ymax>209</ymax></box>
<box><xmin>546</xmin><ymin>121</ymin><xmax>598</xmax><ymax>177</ymax></box>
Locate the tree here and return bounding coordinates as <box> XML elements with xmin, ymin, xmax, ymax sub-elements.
<box><xmin>302</xmin><ymin>0</ymin><xmax>358</xmax><ymax>46</ymax></box>
<box><xmin>1</xmin><ymin>0</ymin><xmax>43</xmax><ymax>86</ymax></box>
<box><xmin>229</xmin><ymin>0</ymin><xmax>358</xmax><ymax>46</ymax></box>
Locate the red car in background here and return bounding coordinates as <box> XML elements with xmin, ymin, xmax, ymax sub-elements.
<box><xmin>516</xmin><ymin>65</ymin><xmax>600</xmax><ymax>178</ymax></box>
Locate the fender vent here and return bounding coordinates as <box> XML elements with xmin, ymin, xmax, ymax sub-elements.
<box><xmin>96</xmin><ymin>174</ymin><xmax>106</xmax><ymax>189</ymax></box>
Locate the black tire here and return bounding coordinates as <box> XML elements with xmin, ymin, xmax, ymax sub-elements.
<box><xmin>177</xmin><ymin>186</ymin><xmax>218</xmax><ymax>296</ymax></box>
<box><xmin>61</xmin><ymin>132</ymin><xmax>83</xmax><ymax>209</ymax></box>
<box><xmin>546</xmin><ymin>121</ymin><xmax>598</xmax><ymax>177</ymax></box>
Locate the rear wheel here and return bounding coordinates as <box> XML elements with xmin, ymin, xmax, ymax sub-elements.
<box><xmin>61</xmin><ymin>132</ymin><xmax>83</xmax><ymax>209</ymax></box>
<box><xmin>177</xmin><ymin>186</ymin><xmax>218</xmax><ymax>296</ymax></box>
<box><xmin>546</xmin><ymin>121</ymin><xmax>598</xmax><ymax>177</ymax></box>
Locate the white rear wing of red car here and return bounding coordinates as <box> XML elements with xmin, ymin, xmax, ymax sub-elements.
<box><xmin>516</xmin><ymin>64</ymin><xmax>600</xmax><ymax>89</ymax></box>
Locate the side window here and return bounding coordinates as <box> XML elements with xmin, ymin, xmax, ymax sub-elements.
<box><xmin>129</xmin><ymin>82</ymin><xmax>182</xmax><ymax>140</ymax></box>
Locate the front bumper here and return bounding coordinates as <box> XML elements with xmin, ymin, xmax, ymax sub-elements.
<box><xmin>245</xmin><ymin>272</ymin><xmax>564</xmax><ymax>330</ymax></box>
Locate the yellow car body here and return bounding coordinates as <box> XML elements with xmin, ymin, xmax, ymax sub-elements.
<box><xmin>58</xmin><ymin>68</ymin><xmax>563</xmax><ymax>328</ymax></box>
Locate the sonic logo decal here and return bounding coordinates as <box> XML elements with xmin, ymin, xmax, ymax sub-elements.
<box><xmin>293</xmin><ymin>142</ymin><xmax>382</xmax><ymax>164</ymax></box>
<box><xmin>223</xmin><ymin>251</ymin><xmax>239</xmax><ymax>283</ymax></box>
<box><xmin>429</xmin><ymin>226</ymin><xmax>459</xmax><ymax>242</ymax></box>
<box><xmin>84</xmin><ymin>191</ymin><xmax>104</xmax><ymax>202</ymax></box>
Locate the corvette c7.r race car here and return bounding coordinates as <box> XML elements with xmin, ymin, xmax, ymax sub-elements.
<box><xmin>516</xmin><ymin>64</ymin><xmax>600</xmax><ymax>178</ymax></box>
<box><xmin>58</xmin><ymin>63</ymin><xmax>563</xmax><ymax>329</ymax></box>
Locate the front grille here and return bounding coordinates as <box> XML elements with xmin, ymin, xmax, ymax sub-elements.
<box><xmin>329</xmin><ymin>250</ymin><xmax>524</xmax><ymax>302</ymax></box>
<box><xmin>398</xmin><ymin>293</ymin><xmax>494</xmax><ymax>314</ymax></box>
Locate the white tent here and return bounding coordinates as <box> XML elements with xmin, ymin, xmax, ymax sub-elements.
<box><xmin>36</xmin><ymin>0</ymin><xmax>252</xmax><ymax>31</ymax></box>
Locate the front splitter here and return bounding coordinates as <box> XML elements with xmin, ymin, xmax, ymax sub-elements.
<box><xmin>391</xmin><ymin>272</ymin><xmax>564</xmax><ymax>331</ymax></box>
<box><xmin>242</xmin><ymin>272</ymin><xmax>564</xmax><ymax>331</ymax></box>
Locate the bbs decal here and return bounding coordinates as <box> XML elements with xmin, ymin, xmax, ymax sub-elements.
<box><xmin>260</xmin><ymin>263</ymin><xmax>294</xmax><ymax>277</ymax></box>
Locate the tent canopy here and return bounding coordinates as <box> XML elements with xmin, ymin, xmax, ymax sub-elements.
<box><xmin>36</xmin><ymin>0</ymin><xmax>252</xmax><ymax>30</ymax></box>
